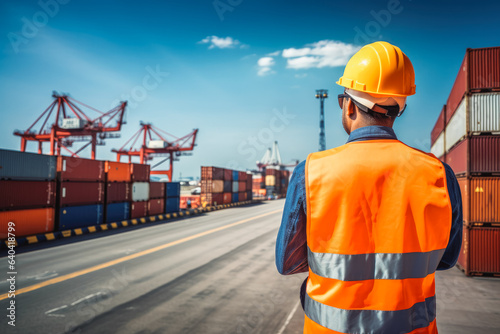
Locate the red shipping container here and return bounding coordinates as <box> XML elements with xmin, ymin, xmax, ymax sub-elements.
<box><xmin>223</xmin><ymin>192</ymin><xmax>232</xmax><ymax>204</ymax></box>
<box><xmin>447</xmin><ymin>47</ymin><xmax>500</xmax><ymax>122</ymax></box>
<box><xmin>458</xmin><ymin>177</ymin><xmax>500</xmax><ymax>224</ymax></box>
<box><xmin>106</xmin><ymin>161</ymin><xmax>131</xmax><ymax>182</ymax></box>
<box><xmin>130</xmin><ymin>163</ymin><xmax>150</xmax><ymax>182</ymax></box>
<box><xmin>201</xmin><ymin>166</ymin><xmax>224</xmax><ymax>180</ymax></box>
<box><xmin>60</xmin><ymin>182</ymin><xmax>104</xmax><ymax>207</ymax></box>
<box><xmin>201</xmin><ymin>193</ymin><xmax>223</xmax><ymax>206</ymax></box>
<box><xmin>223</xmin><ymin>169</ymin><xmax>233</xmax><ymax>181</ymax></box>
<box><xmin>239</xmin><ymin>192</ymin><xmax>247</xmax><ymax>201</ymax></box>
<box><xmin>150</xmin><ymin>182</ymin><xmax>165</xmax><ymax>199</ymax></box>
<box><xmin>148</xmin><ymin>199</ymin><xmax>164</xmax><ymax>215</ymax></box>
<box><xmin>130</xmin><ymin>201</ymin><xmax>148</xmax><ymax>218</ymax></box>
<box><xmin>57</xmin><ymin>156</ymin><xmax>104</xmax><ymax>182</ymax></box>
<box><xmin>238</xmin><ymin>181</ymin><xmax>246</xmax><ymax>192</ymax></box>
<box><xmin>0</xmin><ymin>180</ymin><xmax>55</xmax><ymax>210</ymax></box>
<box><xmin>0</xmin><ymin>208</ymin><xmax>55</xmax><ymax>238</ymax></box>
<box><xmin>106</xmin><ymin>182</ymin><xmax>130</xmax><ymax>203</ymax></box>
<box><xmin>458</xmin><ymin>224</ymin><xmax>500</xmax><ymax>276</ymax></box>
<box><xmin>446</xmin><ymin>136</ymin><xmax>500</xmax><ymax>175</ymax></box>
<box><xmin>238</xmin><ymin>171</ymin><xmax>246</xmax><ymax>181</ymax></box>
<box><xmin>430</xmin><ymin>105</ymin><xmax>446</xmax><ymax>146</ymax></box>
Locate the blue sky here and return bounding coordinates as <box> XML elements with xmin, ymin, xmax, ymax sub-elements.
<box><xmin>1</xmin><ymin>0</ymin><xmax>499</xmax><ymax>179</ymax></box>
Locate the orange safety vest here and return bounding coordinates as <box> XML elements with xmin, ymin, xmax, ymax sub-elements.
<box><xmin>304</xmin><ymin>139</ymin><xmax>452</xmax><ymax>334</ymax></box>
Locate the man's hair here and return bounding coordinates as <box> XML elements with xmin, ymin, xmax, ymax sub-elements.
<box><xmin>356</xmin><ymin>105</ymin><xmax>396</xmax><ymax>125</ymax></box>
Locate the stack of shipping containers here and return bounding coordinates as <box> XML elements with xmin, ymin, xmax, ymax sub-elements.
<box><xmin>0</xmin><ymin>150</ymin><xmax>56</xmax><ymax>238</ymax></box>
<box><xmin>264</xmin><ymin>167</ymin><xmax>290</xmax><ymax>198</ymax></box>
<box><xmin>105</xmin><ymin>161</ymin><xmax>132</xmax><ymax>223</ymax></box>
<box><xmin>430</xmin><ymin>46</ymin><xmax>500</xmax><ymax>276</ymax></box>
<box><xmin>58</xmin><ymin>157</ymin><xmax>105</xmax><ymax>230</ymax></box>
<box><xmin>149</xmin><ymin>181</ymin><xmax>165</xmax><ymax>216</ymax></box>
<box><xmin>165</xmin><ymin>182</ymin><xmax>180</xmax><ymax>213</ymax></box>
<box><xmin>201</xmin><ymin>166</ymin><xmax>251</xmax><ymax>206</ymax></box>
<box><xmin>223</xmin><ymin>168</ymin><xmax>232</xmax><ymax>204</ymax></box>
<box><xmin>202</xmin><ymin>167</ymin><xmax>224</xmax><ymax>206</ymax></box>
<box><xmin>130</xmin><ymin>163</ymin><xmax>150</xmax><ymax>219</ymax></box>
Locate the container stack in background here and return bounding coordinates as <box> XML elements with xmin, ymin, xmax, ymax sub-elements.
<box><xmin>264</xmin><ymin>167</ymin><xmax>290</xmax><ymax>198</ymax></box>
<box><xmin>430</xmin><ymin>46</ymin><xmax>500</xmax><ymax>277</ymax></box>
<box><xmin>149</xmin><ymin>181</ymin><xmax>165</xmax><ymax>216</ymax></box>
<box><xmin>201</xmin><ymin>166</ymin><xmax>252</xmax><ymax>206</ymax></box>
<box><xmin>57</xmin><ymin>156</ymin><xmax>105</xmax><ymax>230</ymax></box>
<box><xmin>105</xmin><ymin>161</ymin><xmax>132</xmax><ymax>223</ymax></box>
<box><xmin>0</xmin><ymin>150</ymin><xmax>56</xmax><ymax>238</ymax></box>
<box><xmin>165</xmin><ymin>182</ymin><xmax>180</xmax><ymax>213</ymax></box>
<box><xmin>130</xmin><ymin>163</ymin><xmax>150</xmax><ymax>219</ymax></box>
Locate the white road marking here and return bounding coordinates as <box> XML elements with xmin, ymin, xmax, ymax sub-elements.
<box><xmin>70</xmin><ymin>292</ymin><xmax>104</xmax><ymax>306</ymax></box>
<box><xmin>276</xmin><ymin>300</ymin><xmax>301</xmax><ymax>334</ymax></box>
<box><xmin>45</xmin><ymin>304</ymin><xmax>68</xmax><ymax>317</ymax></box>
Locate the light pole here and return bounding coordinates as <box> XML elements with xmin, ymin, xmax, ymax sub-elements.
<box><xmin>315</xmin><ymin>89</ymin><xmax>328</xmax><ymax>151</ymax></box>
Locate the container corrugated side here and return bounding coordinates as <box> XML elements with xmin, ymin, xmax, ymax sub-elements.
<box><xmin>106</xmin><ymin>202</ymin><xmax>130</xmax><ymax>223</ymax></box>
<box><xmin>469</xmin><ymin>177</ymin><xmax>500</xmax><ymax>223</ymax></box>
<box><xmin>106</xmin><ymin>161</ymin><xmax>131</xmax><ymax>182</ymax></box>
<box><xmin>165</xmin><ymin>197</ymin><xmax>180</xmax><ymax>213</ymax></box>
<box><xmin>130</xmin><ymin>163</ymin><xmax>150</xmax><ymax>182</ymax></box>
<box><xmin>149</xmin><ymin>182</ymin><xmax>165</xmax><ymax>199</ymax></box>
<box><xmin>0</xmin><ymin>149</ymin><xmax>56</xmax><ymax>181</ymax></box>
<box><xmin>166</xmin><ymin>182</ymin><xmax>180</xmax><ymax>198</ymax></box>
<box><xmin>60</xmin><ymin>182</ymin><xmax>104</xmax><ymax>207</ymax></box>
<box><xmin>223</xmin><ymin>180</ymin><xmax>232</xmax><ymax>193</ymax></box>
<box><xmin>469</xmin><ymin>47</ymin><xmax>500</xmax><ymax>92</ymax></box>
<box><xmin>131</xmin><ymin>182</ymin><xmax>150</xmax><ymax>202</ymax></box>
<box><xmin>106</xmin><ymin>182</ymin><xmax>130</xmax><ymax>203</ymax></box>
<box><xmin>232</xmin><ymin>193</ymin><xmax>239</xmax><ymax>203</ymax></box>
<box><xmin>232</xmin><ymin>170</ymin><xmax>239</xmax><ymax>181</ymax></box>
<box><xmin>470</xmin><ymin>92</ymin><xmax>500</xmax><ymax>133</ymax></box>
<box><xmin>431</xmin><ymin>105</ymin><xmax>446</xmax><ymax>146</ymax></box>
<box><xmin>457</xmin><ymin>177</ymin><xmax>469</xmax><ymax>223</ymax></box>
<box><xmin>0</xmin><ymin>208</ymin><xmax>55</xmax><ymax>238</ymax></box>
<box><xmin>201</xmin><ymin>180</ymin><xmax>223</xmax><ymax>193</ymax></box>
<box><xmin>148</xmin><ymin>199</ymin><xmax>164</xmax><ymax>216</ymax></box>
<box><xmin>445</xmin><ymin>139</ymin><xmax>467</xmax><ymax>175</ymax></box>
<box><xmin>238</xmin><ymin>181</ymin><xmax>246</xmax><ymax>192</ymax></box>
<box><xmin>232</xmin><ymin>181</ymin><xmax>239</xmax><ymax>193</ymax></box>
<box><xmin>59</xmin><ymin>204</ymin><xmax>103</xmax><ymax>230</ymax></box>
<box><xmin>223</xmin><ymin>169</ymin><xmax>232</xmax><ymax>181</ymax></box>
<box><xmin>469</xmin><ymin>136</ymin><xmax>500</xmax><ymax>173</ymax></box>
<box><xmin>0</xmin><ymin>180</ymin><xmax>56</xmax><ymax>210</ymax></box>
<box><xmin>445</xmin><ymin>98</ymin><xmax>467</xmax><ymax>152</ymax></box>
<box><xmin>459</xmin><ymin>225</ymin><xmax>500</xmax><ymax>276</ymax></box>
<box><xmin>446</xmin><ymin>57</ymin><xmax>467</xmax><ymax>123</ymax></box>
<box><xmin>223</xmin><ymin>192</ymin><xmax>231</xmax><ymax>204</ymax></box>
<box><xmin>57</xmin><ymin>156</ymin><xmax>104</xmax><ymax>182</ymax></box>
<box><xmin>130</xmin><ymin>201</ymin><xmax>148</xmax><ymax>218</ymax></box>
<box><xmin>201</xmin><ymin>166</ymin><xmax>224</xmax><ymax>180</ymax></box>
<box><xmin>430</xmin><ymin>132</ymin><xmax>445</xmax><ymax>159</ymax></box>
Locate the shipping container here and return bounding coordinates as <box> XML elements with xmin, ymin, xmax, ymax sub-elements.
<box><xmin>0</xmin><ymin>149</ymin><xmax>56</xmax><ymax>181</ymax></box>
<box><xmin>458</xmin><ymin>177</ymin><xmax>500</xmax><ymax>224</ymax></box>
<box><xmin>131</xmin><ymin>182</ymin><xmax>150</xmax><ymax>202</ymax></box>
<box><xmin>238</xmin><ymin>171</ymin><xmax>247</xmax><ymax>181</ymax></box>
<box><xmin>201</xmin><ymin>193</ymin><xmax>223</xmax><ymax>207</ymax></box>
<box><xmin>201</xmin><ymin>180</ymin><xmax>223</xmax><ymax>193</ymax></box>
<box><xmin>223</xmin><ymin>192</ymin><xmax>232</xmax><ymax>204</ymax></box>
<box><xmin>105</xmin><ymin>202</ymin><xmax>130</xmax><ymax>223</ymax></box>
<box><xmin>431</xmin><ymin>105</ymin><xmax>446</xmax><ymax>146</ymax></box>
<box><xmin>266</xmin><ymin>175</ymin><xmax>276</xmax><ymax>186</ymax></box>
<box><xmin>0</xmin><ymin>207</ymin><xmax>54</xmax><ymax>238</ymax></box>
<box><xmin>180</xmin><ymin>195</ymin><xmax>200</xmax><ymax>209</ymax></box>
<box><xmin>232</xmin><ymin>192</ymin><xmax>239</xmax><ymax>203</ymax></box>
<box><xmin>239</xmin><ymin>192</ymin><xmax>247</xmax><ymax>201</ymax></box>
<box><xmin>223</xmin><ymin>180</ymin><xmax>232</xmax><ymax>193</ymax></box>
<box><xmin>201</xmin><ymin>166</ymin><xmax>224</xmax><ymax>180</ymax></box>
<box><xmin>130</xmin><ymin>201</ymin><xmax>148</xmax><ymax>218</ymax></box>
<box><xmin>57</xmin><ymin>156</ymin><xmax>104</xmax><ymax>182</ymax></box>
<box><xmin>447</xmin><ymin>47</ymin><xmax>500</xmax><ymax>122</ymax></box>
<box><xmin>106</xmin><ymin>182</ymin><xmax>131</xmax><ymax>203</ymax></box>
<box><xmin>247</xmin><ymin>190</ymin><xmax>253</xmax><ymax>201</ymax></box>
<box><xmin>232</xmin><ymin>170</ymin><xmax>239</xmax><ymax>181</ymax></box>
<box><xmin>59</xmin><ymin>182</ymin><xmax>104</xmax><ymax>207</ymax></box>
<box><xmin>150</xmin><ymin>182</ymin><xmax>165</xmax><ymax>199</ymax></box>
<box><xmin>130</xmin><ymin>163</ymin><xmax>150</xmax><ymax>182</ymax></box>
<box><xmin>458</xmin><ymin>224</ymin><xmax>500</xmax><ymax>276</ymax></box>
<box><xmin>237</xmin><ymin>181</ymin><xmax>245</xmax><ymax>192</ymax></box>
<box><xmin>148</xmin><ymin>199</ymin><xmax>165</xmax><ymax>215</ymax></box>
<box><xmin>224</xmin><ymin>169</ymin><xmax>233</xmax><ymax>181</ymax></box>
<box><xmin>166</xmin><ymin>182</ymin><xmax>181</xmax><ymax>198</ymax></box>
<box><xmin>0</xmin><ymin>180</ymin><xmax>55</xmax><ymax>210</ymax></box>
<box><xmin>59</xmin><ymin>204</ymin><xmax>103</xmax><ymax>230</ymax></box>
<box><xmin>445</xmin><ymin>136</ymin><xmax>500</xmax><ymax>175</ymax></box>
<box><xmin>165</xmin><ymin>197</ymin><xmax>180</xmax><ymax>213</ymax></box>
<box><xmin>431</xmin><ymin>131</ymin><xmax>445</xmax><ymax>160</ymax></box>
<box><xmin>106</xmin><ymin>161</ymin><xmax>131</xmax><ymax>182</ymax></box>
<box><xmin>232</xmin><ymin>181</ymin><xmax>239</xmax><ymax>193</ymax></box>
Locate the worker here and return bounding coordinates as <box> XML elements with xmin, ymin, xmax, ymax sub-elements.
<box><xmin>276</xmin><ymin>41</ymin><xmax>462</xmax><ymax>334</ymax></box>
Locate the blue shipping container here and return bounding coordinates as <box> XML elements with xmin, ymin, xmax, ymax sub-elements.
<box><xmin>0</xmin><ymin>149</ymin><xmax>56</xmax><ymax>181</ymax></box>
<box><xmin>232</xmin><ymin>170</ymin><xmax>239</xmax><ymax>181</ymax></box>
<box><xmin>106</xmin><ymin>202</ymin><xmax>130</xmax><ymax>223</ymax></box>
<box><xmin>165</xmin><ymin>197</ymin><xmax>180</xmax><ymax>213</ymax></box>
<box><xmin>232</xmin><ymin>193</ymin><xmax>239</xmax><ymax>203</ymax></box>
<box><xmin>166</xmin><ymin>182</ymin><xmax>181</xmax><ymax>198</ymax></box>
<box><xmin>59</xmin><ymin>204</ymin><xmax>103</xmax><ymax>230</ymax></box>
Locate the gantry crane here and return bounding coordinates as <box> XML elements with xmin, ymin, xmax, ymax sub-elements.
<box><xmin>13</xmin><ymin>92</ymin><xmax>127</xmax><ymax>159</ymax></box>
<box><xmin>112</xmin><ymin>122</ymin><xmax>198</xmax><ymax>181</ymax></box>
<box><xmin>256</xmin><ymin>141</ymin><xmax>298</xmax><ymax>171</ymax></box>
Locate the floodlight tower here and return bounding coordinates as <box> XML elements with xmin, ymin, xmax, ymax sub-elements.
<box><xmin>315</xmin><ymin>89</ymin><xmax>328</xmax><ymax>151</ymax></box>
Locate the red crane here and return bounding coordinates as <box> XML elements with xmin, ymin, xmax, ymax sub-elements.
<box><xmin>14</xmin><ymin>92</ymin><xmax>127</xmax><ymax>159</ymax></box>
<box><xmin>112</xmin><ymin>122</ymin><xmax>198</xmax><ymax>181</ymax></box>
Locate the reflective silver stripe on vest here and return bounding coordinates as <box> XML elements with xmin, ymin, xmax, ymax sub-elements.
<box><xmin>305</xmin><ymin>293</ymin><xmax>436</xmax><ymax>334</ymax></box>
<box><xmin>308</xmin><ymin>247</ymin><xmax>445</xmax><ymax>281</ymax></box>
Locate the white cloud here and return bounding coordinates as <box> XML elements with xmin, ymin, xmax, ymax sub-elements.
<box><xmin>282</xmin><ymin>40</ymin><xmax>360</xmax><ymax>69</ymax></box>
<box><xmin>198</xmin><ymin>35</ymin><xmax>245</xmax><ymax>49</ymax></box>
<box><xmin>257</xmin><ymin>56</ymin><xmax>275</xmax><ymax>76</ymax></box>
<box><xmin>267</xmin><ymin>50</ymin><xmax>281</xmax><ymax>56</ymax></box>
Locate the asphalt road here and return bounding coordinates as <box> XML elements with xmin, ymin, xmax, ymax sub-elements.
<box><xmin>0</xmin><ymin>199</ymin><xmax>307</xmax><ymax>334</ymax></box>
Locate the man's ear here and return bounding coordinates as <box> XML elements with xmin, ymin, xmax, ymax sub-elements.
<box><xmin>345</xmin><ymin>99</ymin><xmax>355</xmax><ymax>116</ymax></box>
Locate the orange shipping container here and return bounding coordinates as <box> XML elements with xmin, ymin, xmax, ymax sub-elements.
<box><xmin>223</xmin><ymin>192</ymin><xmax>232</xmax><ymax>204</ymax></box>
<box><xmin>105</xmin><ymin>161</ymin><xmax>131</xmax><ymax>182</ymax></box>
<box><xmin>458</xmin><ymin>177</ymin><xmax>500</xmax><ymax>224</ymax></box>
<box><xmin>0</xmin><ymin>208</ymin><xmax>55</xmax><ymax>239</ymax></box>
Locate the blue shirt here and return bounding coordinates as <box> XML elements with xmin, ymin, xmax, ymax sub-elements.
<box><xmin>275</xmin><ymin>126</ymin><xmax>463</xmax><ymax>305</ymax></box>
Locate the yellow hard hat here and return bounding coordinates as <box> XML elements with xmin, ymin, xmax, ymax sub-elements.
<box><xmin>336</xmin><ymin>41</ymin><xmax>416</xmax><ymax>97</ymax></box>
